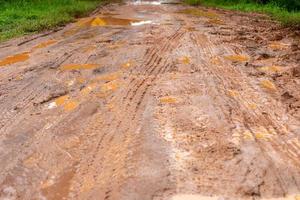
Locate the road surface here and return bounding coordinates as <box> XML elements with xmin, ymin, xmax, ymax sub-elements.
<box><xmin>0</xmin><ymin>1</ymin><xmax>300</xmax><ymax>199</ymax></box>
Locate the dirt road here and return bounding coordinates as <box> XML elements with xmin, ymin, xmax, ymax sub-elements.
<box><xmin>0</xmin><ymin>0</ymin><xmax>300</xmax><ymax>199</ymax></box>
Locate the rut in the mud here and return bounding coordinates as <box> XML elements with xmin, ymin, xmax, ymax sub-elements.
<box><xmin>0</xmin><ymin>1</ymin><xmax>300</xmax><ymax>200</ymax></box>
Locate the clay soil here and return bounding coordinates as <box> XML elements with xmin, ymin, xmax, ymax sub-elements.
<box><xmin>0</xmin><ymin>1</ymin><xmax>300</xmax><ymax>200</ymax></box>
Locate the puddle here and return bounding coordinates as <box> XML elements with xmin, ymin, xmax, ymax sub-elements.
<box><xmin>63</xmin><ymin>100</ymin><xmax>79</xmax><ymax>111</ymax></box>
<box><xmin>131</xmin><ymin>20</ymin><xmax>153</xmax><ymax>26</ymax></box>
<box><xmin>260</xmin><ymin>80</ymin><xmax>277</xmax><ymax>91</ymax></box>
<box><xmin>243</xmin><ymin>130</ymin><xmax>254</xmax><ymax>141</ymax></box>
<box><xmin>88</xmin><ymin>17</ymin><xmax>141</xmax><ymax>27</ymax></box>
<box><xmin>41</xmin><ymin>169</ymin><xmax>75</xmax><ymax>200</ymax></box>
<box><xmin>60</xmin><ymin>64</ymin><xmax>99</xmax><ymax>70</ymax></box>
<box><xmin>208</xmin><ymin>18</ymin><xmax>224</xmax><ymax>25</ymax></box>
<box><xmin>55</xmin><ymin>95</ymin><xmax>70</xmax><ymax>106</ymax></box>
<box><xmin>0</xmin><ymin>52</ymin><xmax>29</xmax><ymax>66</ymax></box>
<box><xmin>269</xmin><ymin>41</ymin><xmax>289</xmax><ymax>50</ymax></box>
<box><xmin>259</xmin><ymin>65</ymin><xmax>282</xmax><ymax>73</ymax></box>
<box><xmin>224</xmin><ymin>55</ymin><xmax>249</xmax><ymax>62</ymax></box>
<box><xmin>180</xmin><ymin>56</ymin><xmax>190</xmax><ymax>64</ymax></box>
<box><xmin>227</xmin><ymin>89</ymin><xmax>239</xmax><ymax>97</ymax></box>
<box><xmin>160</xmin><ymin>96</ymin><xmax>177</xmax><ymax>104</ymax></box>
<box><xmin>178</xmin><ymin>9</ymin><xmax>218</xmax><ymax>19</ymax></box>
<box><xmin>32</xmin><ymin>40</ymin><xmax>56</xmax><ymax>50</ymax></box>
<box><xmin>210</xmin><ymin>56</ymin><xmax>221</xmax><ymax>65</ymax></box>
<box><xmin>48</xmin><ymin>95</ymin><xmax>78</xmax><ymax>111</ymax></box>
<box><xmin>131</xmin><ymin>1</ymin><xmax>162</xmax><ymax>5</ymax></box>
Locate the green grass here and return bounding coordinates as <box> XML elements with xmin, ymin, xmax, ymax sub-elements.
<box><xmin>184</xmin><ymin>0</ymin><xmax>300</xmax><ymax>26</ymax></box>
<box><xmin>0</xmin><ymin>0</ymin><xmax>103</xmax><ymax>42</ymax></box>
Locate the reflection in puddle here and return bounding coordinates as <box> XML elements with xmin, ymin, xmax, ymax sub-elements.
<box><xmin>60</xmin><ymin>64</ymin><xmax>99</xmax><ymax>70</ymax></box>
<box><xmin>131</xmin><ymin>1</ymin><xmax>161</xmax><ymax>5</ymax></box>
<box><xmin>89</xmin><ymin>17</ymin><xmax>140</xmax><ymax>26</ymax></box>
<box><xmin>131</xmin><ymin>20</ymin><xmax>153</xmax><ymax>26</ymax></box>
<box><xmin>0</xmin><ymin>52</ymin><xmax>29</xmax><ymax>66</ymax></box>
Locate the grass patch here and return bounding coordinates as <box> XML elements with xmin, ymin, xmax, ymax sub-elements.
<box><xmin>0</xmin><ymin>0</ymin><xmax>103</xmax><ymax>42</ymax></box>
<box><xmin>184</xmin><ymin>0</ymin><xmax>300</xmax><ymax>26</ymax></box>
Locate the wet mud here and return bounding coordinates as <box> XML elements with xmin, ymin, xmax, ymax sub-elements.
<box><xmin>0</xmin><ymin>0</ymin><xmax>299</xmax><ymax>200</ymax></box>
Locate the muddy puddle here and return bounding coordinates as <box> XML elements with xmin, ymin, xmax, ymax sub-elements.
<box><xmin>80</xmin><ymin>17</ymin><xmax>153</xmax><ymax>27</ymax></box>
<box><xmin>0</xmin><ymin>52</ymin><xmax>29</xmax><ymax>67</ymax></box>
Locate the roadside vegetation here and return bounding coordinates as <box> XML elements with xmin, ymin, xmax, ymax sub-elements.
<box><xmin>0</xmin><ymin>0</ymin><xmax>103</xmax><ymax>42</ymax></box>
<box><xmin>184</xmin><ymin>0</ymin><xmax>300</xmax><ymax>26</ymax></box>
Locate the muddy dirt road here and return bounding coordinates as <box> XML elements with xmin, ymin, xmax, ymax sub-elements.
<box><xmin>0</xmin><ymin>0</ymin><xmax>300</xmax><ymax>199</ymax></box>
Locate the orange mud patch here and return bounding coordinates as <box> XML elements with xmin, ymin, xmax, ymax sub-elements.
<box><xmin>32</xmin><ymin>40</ymin><xmax>57</xmax><ymax>50</ymax></box>
<box><xmin>210</xmin><ymin>56</ymin><xmax>222</xmax><ymax>65</ymax></box>
<box><xmin>78</xmin><ymin>17</ymin><xmax>141</xmax><ymax>27</ymax></box>
<box><xmin>247</xmin><ymin>103</ymin><xmax>258</xmax><ymax>110</ymax></box>
<box><xmin>63</xmin><ymin>100</ymin><xmax>79</xmax><ymax>111</ymax></box>
<box><xmin>180</xmin><ymin>56</ymin><xmax>191</xmax><ymax>64</ymax></box>
<box><xmin>243</xmin><ymin>130</ymin><xmax>254</xmax><ymax>141</ymax></box>
<box><xmin>259</xmin><ymin>65</ymin><xmax>283</xmax><ymax>73</ymax></box>
<box><xmin>160</xmin><ymin>96</ymin><xmax>177</xmax><ymax>104</ymax></box>
<box><xmin>41</xmin><ymin>169</ymin><xmax>75</xmax><ymax>200</ymax></box>
<box><xmin>224</xmin><ymin>55</ymin><xmax>249</xmax><ymax>62</ymax></box>
<box><xmin>186</xmin><ymin>26</ymin><xmax>196</xmax><ymax>32</ymax></box>
<box><xmin>178</xmin><ymin>9</ymin><xmax>218</xmax><ymax>19</ymax></box>
<box><xmin>55</xmin><ymin>95</ymin><xmax>70</xmax><ymax>106</ymax></box>
<box><xmin>0</xmin><ymin>52</ymin><xmax>30</xmax><ymax>67</ymax></box>
<box><xmin>60</xmin><ymin>64</ymin><xmax>99</xmax><ymax>70</ymax></box>
<box><xmin>227</xmin><ymin>89</ymin><xmax>239</xmax><ymax>97</ymax></box>
<box><xmin>255</xmin><ymin>127</ymin><xmax>276</xmax><ymax>141</ymax></box>
<box><xmin>122</xmin><ymin>60</ymin><xmax>135</xmax><ymax>69</ymax></box>
<box><xmin>208</xmin><ymin>18</ymin><xmax>224</xmax><ymax>25</ymax></box>
<box><xmin>260</xmin><ymin>80</ymin><xmax>277</xmax><ymax>91</ymax></box>
<box><xmin>101</xmin><ymin>80</ymin><xmax>119</xmax><ymax>93</ymax></box>
<box><xmin>269</xmin><ymin>41</ymin><xmax>289</xmax><ymax>50</ymax></box>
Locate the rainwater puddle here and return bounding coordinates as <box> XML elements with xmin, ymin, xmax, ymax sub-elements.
<box><xmin>131</xmin><ymin>1</ymin><xmax>162</xmax><ymax>5</ymax></box>
<box><xmin>160</xmin><ymin>96</ymin><xmax>177</xmax><ymax>104</ymax></box>
<box><xmin>79</xmin><ymin>17</ymin><xmax>153</xmax><ymax>27</ymax></box>
<box><xmin>224</xmin><ymin>55</ymin><xmax>249</xmax><ymax>62</ymax></box>
<box><xmin>0</xmin><ymin>52</ymin><xmax>29</xmax><ymax>67</ymax></box>
<box><xmin>259</xmin><ymin>65</ymin><xmax>283</xmax><ymax>73</ymax></box>
<box><xmin>260</xmin><ymin>80</ymin><xmax>277</xmax><ymax>91</ymax></box>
